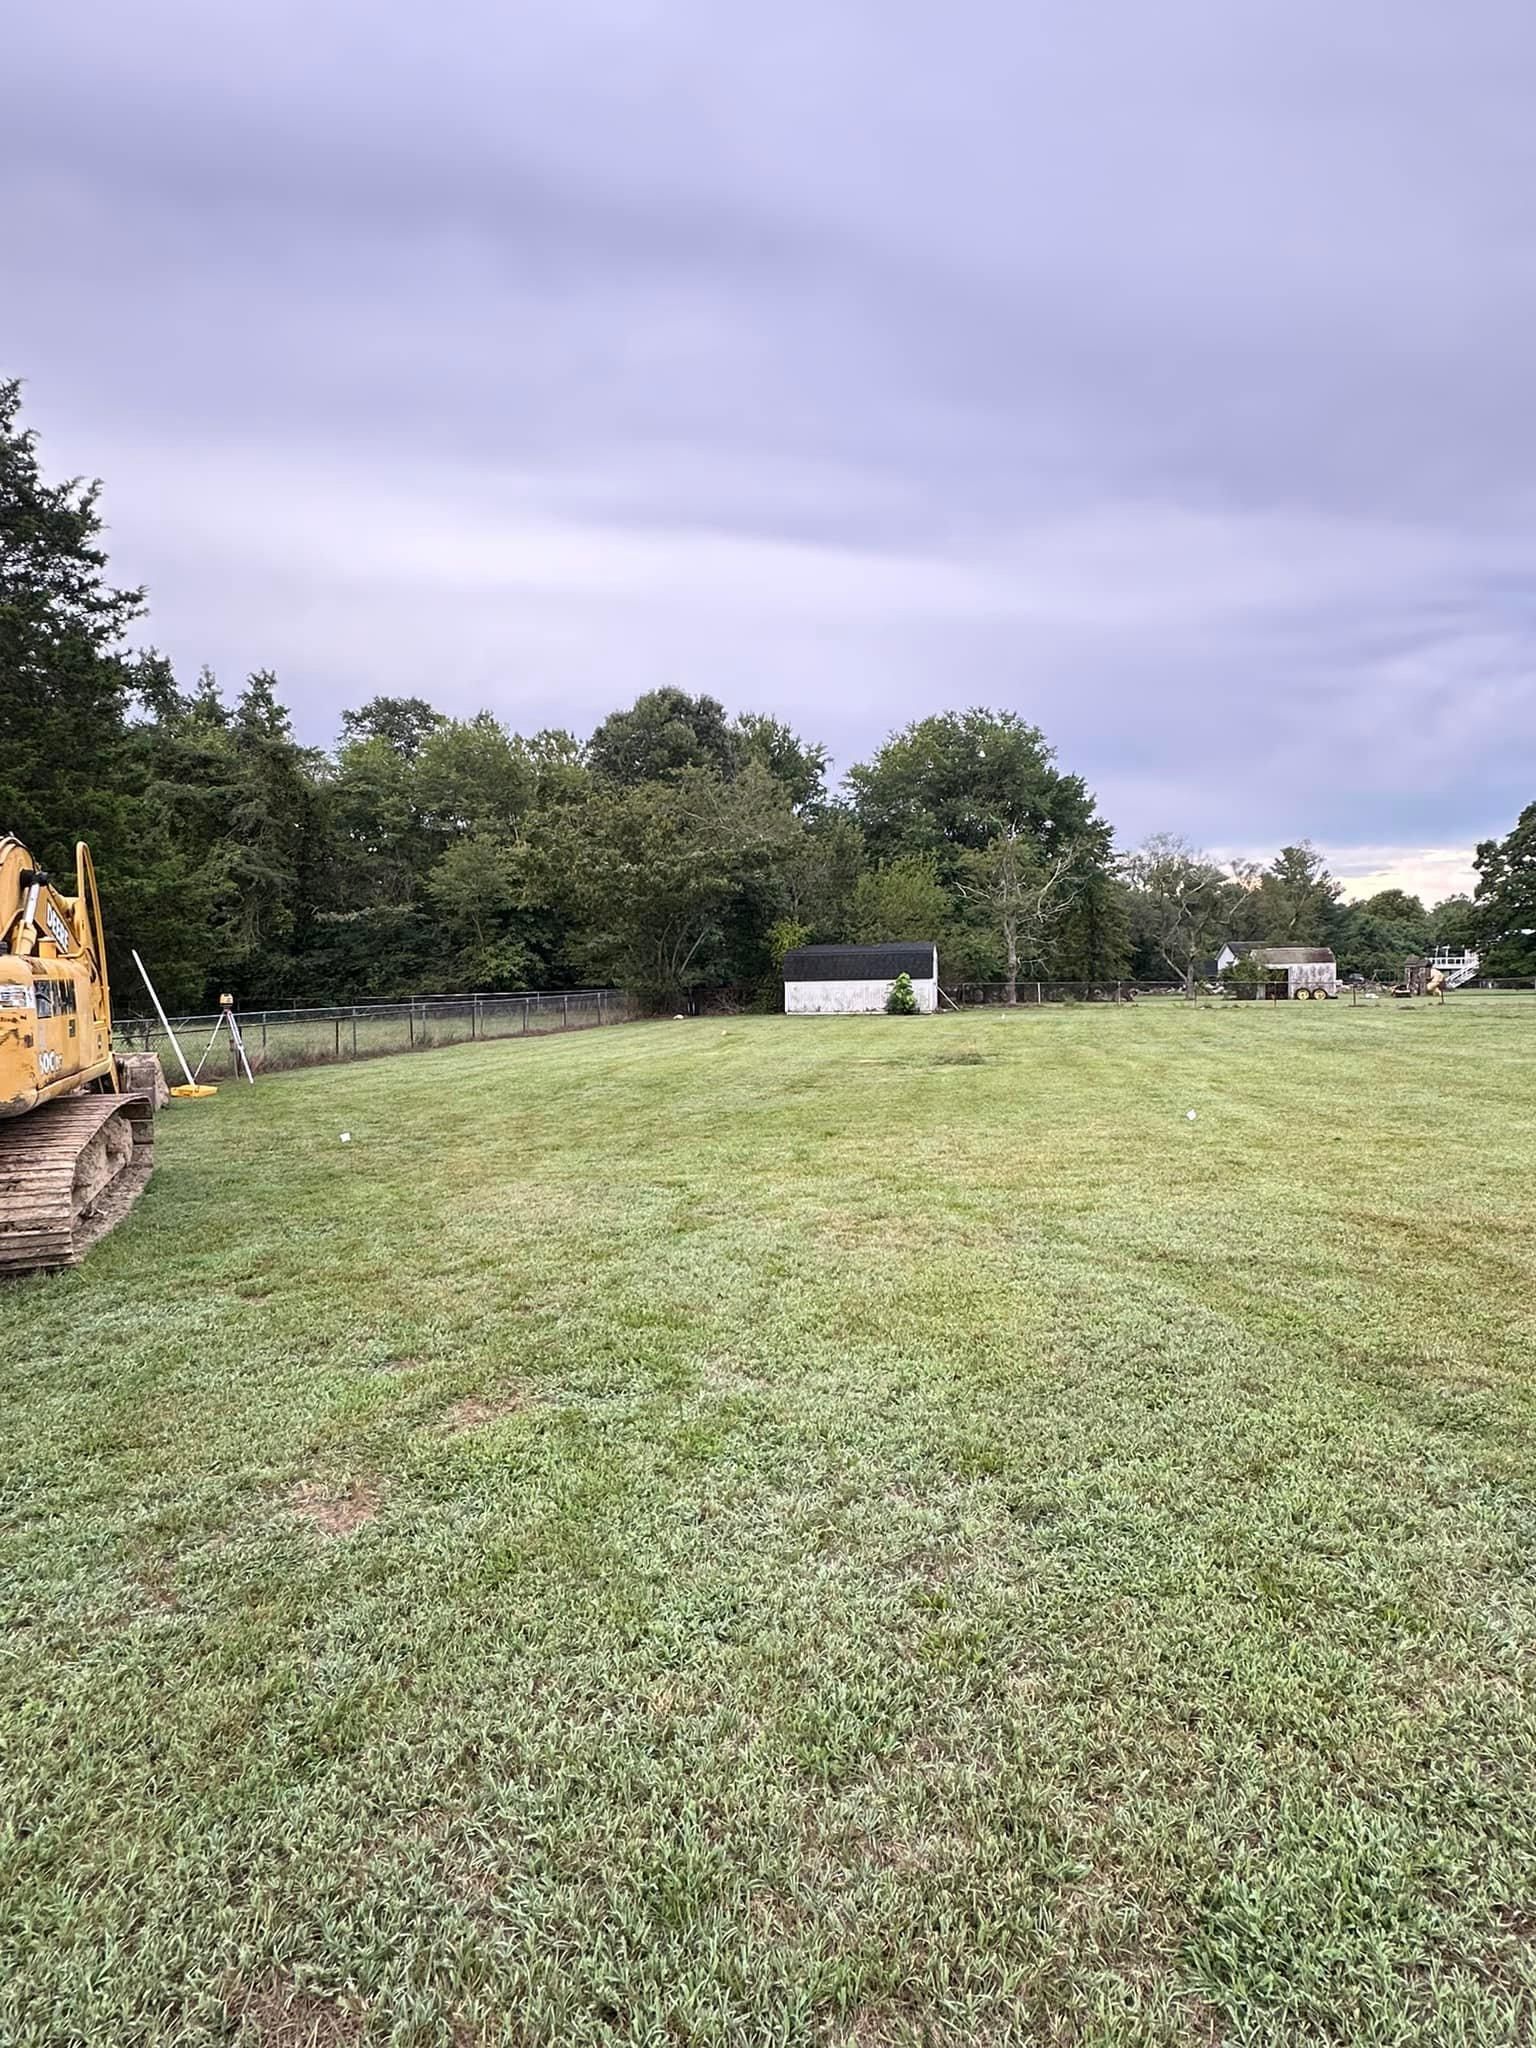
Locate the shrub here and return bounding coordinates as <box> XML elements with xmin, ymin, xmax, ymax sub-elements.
<box><xmin>886</xmin><ymin>972</ymin><xmax>919</xmax><ymax>1015</ymax></box>
<box><xmin>1222</xmin><ymin>954</ymin><xmax>1267</xmax><ymax>989</ymax></box>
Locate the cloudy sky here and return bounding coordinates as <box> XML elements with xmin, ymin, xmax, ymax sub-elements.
<box><xmin>9</xmin><ymin>2</ymin><xmax>1535</xmax><ymax>900</ymax></box>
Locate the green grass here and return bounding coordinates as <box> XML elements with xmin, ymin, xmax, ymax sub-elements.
<box><xmin>5</xmin><ymin>998</ymin><xmax>1536</xmax><ymax>2046</ymax></box>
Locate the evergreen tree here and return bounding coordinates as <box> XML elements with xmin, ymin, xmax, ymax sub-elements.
<box><xmin>0</xmin><ymin>376</ymin><xmax>144</xmax><ymax>891</ymax></box>
<box><xmin>215</xmin><ymin>672</ymin><xmax>328</xmax><ymax>995</ymax></box>
<box><xmin>1051</xmin><ymin>865</ymin><xmax>1133</xmax><ymax>983</ymax></box>
<box><xmin>1253</xmin><ymin>843</ymin><xmax>1343</xmax><ymax>944</ymax></box>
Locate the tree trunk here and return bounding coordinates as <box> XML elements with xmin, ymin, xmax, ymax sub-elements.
<box><xmin>1004</xmin><ymin>917</ymin><xmax>1019</xmax><ymax>1005</ymax></box>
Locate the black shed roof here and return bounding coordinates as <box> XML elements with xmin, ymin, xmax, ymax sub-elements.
<box><xmin>782</xmin><ymin>942</ymin><xmax>937</xmax><ymax>982</ymax></box>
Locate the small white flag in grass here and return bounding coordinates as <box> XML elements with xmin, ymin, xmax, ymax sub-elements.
<box><xmin>339</xmin><ymin>1132</ymin><xmax>352</xmax><ymax>1144</ymax></box>
<box><xmin>1186</xmin><ymin>1110</ymin><xmax>1197</xmax><ymax>1121</ymax></box>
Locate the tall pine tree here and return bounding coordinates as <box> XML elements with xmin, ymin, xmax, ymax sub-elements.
<box><xmin>0</xmin><ymin>378</ymin><xmax>144</xmax><ymax>877</ymax></box>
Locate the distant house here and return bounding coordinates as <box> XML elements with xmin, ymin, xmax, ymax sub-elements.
<box><xmin>1214</xmin><ymin>942</ymin><xmax>1337</xmax><ymax>998</ymax></box>
<box><xmin>782</xmin><ymin>942</ymin><xmax>939</xmax><ymax>1015</ymax></box>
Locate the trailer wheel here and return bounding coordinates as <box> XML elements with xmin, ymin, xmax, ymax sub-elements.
<box><xmin>1293</xmin><ymin>986</ymin><xmax>1309</xmax><ymax>1000</ymax></box>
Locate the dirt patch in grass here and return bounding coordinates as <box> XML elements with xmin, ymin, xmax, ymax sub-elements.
<box><xmin>932</xmin><ymin>1049</ymin><xmax>990</xmax><ymax>1065</ymax></box>
<box><xmin>442</xmin><ymin>1392</ymin><xmax>527</xmax><ymax>1431</ymax></box>
<box><xmin>699</xmin><ymin>1353</ymin><xmax>772</xmax><ymax>1394</ymax></box>
<box><xmin>376</xmin><ymin>1354</ymin><xmax>428</xmax><ymax>1373</ymax></box>
<box><xmin>286</xmin><ymin>1479</ymin><xmax>380</xmax><ymax>1537</ymax></box>
<box><xmin>135</xmin><ymin>1570</ymin><xmax>180</xmax><ymax>1613</ymax></box>
<box><xmin>820</xmin><ymin>2005</ymin><xmax>930</xmax><ymax>2047</ymax></box>
<box><xmin>237</xmin><ymin>1979</ymin><xmax>362</xmax><ymax>2045</ymax></box>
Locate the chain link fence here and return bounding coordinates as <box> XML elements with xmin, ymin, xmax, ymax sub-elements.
<box><xmin>942</xmin><ymin>981</ymin><xmax>1186</xmax><ymax>1005</ymax></box>
<box><xmin>950</xmin><ymin>978</ymin><xmax>1535</xmax><ymax>1006</ymax></box>
<box><xmin>690</xmin><ymin>979</ymin><xmax>1190</xmax><ymax>1014</ymax></box>
<box><xmin>113</xmin><ymin>989</ymin><xmax>635</xmax><ymax>1078</ymax></box>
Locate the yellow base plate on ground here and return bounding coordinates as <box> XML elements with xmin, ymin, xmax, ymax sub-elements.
<box><xmin>169</xmin><ymin>1084</ymin><xmax>219</xmax><ymax>1098</ymax></box>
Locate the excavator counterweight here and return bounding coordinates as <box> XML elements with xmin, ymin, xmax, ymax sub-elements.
<box><xmin>0</xmin><ymin>834</ymin><xmax>156</xmax><ymax>1275</ymax></box>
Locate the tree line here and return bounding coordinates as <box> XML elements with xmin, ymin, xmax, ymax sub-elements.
<box><xmin>4</xmin><ymin>379</ymin><xmax>1533</xmax><ymax>1012</ymax></box>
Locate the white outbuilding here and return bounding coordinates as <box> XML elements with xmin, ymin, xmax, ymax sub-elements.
<box><xmin>782</xmin><ymin>942</ymin><xmax>939</xmax><ymax>1015</ymax></box>
<box><xmin>1214</xmin><ymin>942</ymin><xmax>1338</xmax><ymax>998</ymax></box>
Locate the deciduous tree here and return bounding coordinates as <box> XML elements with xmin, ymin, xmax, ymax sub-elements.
<box><xmin>955</xmin><ymin>831</ymin><xmax>1088</xmax><ymax>1003</ymax></box>
<box><xmin>1474</xmin><ymin>804</ymin><xmax>1536</xmax><ymax>973</ymax></box>
<box><xmin>535</xmin><ymin>765</ymin><xmax>801</xmax><ymax>1006</ymax></box>
<box><xmin>587</xmin><ymin>688</ymin><xmax>739</xmax><ymax>787</ymax></box>
<box><xmin>851</xmin><ymin>855</ymin><xmax>950</xmax><ymax>946</ymax></box>
<box><xmin>847</xmin><ymin>707</ymin><xmax>1101</xmax><ymax>881</ymax></box>
<box><xmin>1333</xmin><ymin>890</ymin><xmax>1430</xmax><ymax>980</ymax></box>
<box><xmin>1122</xmin><ymin>835</ymin><xmax>1232</xmax><ymax>991</ymax></box>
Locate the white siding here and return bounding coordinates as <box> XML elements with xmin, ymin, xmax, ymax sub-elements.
<box><xmin>785</xmin><ymin>976</ymin><xmax>939</xmax><ymax>1015</ymax></box>
<box><xmin>1286</xmin><ymin>961</ymin><xmax>1337</xmax><ymax>994</ymax></box>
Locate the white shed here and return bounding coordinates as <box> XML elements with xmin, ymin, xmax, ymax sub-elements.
<box><xmin>783</xmin><ymin>942</ymin><xmax>940</xmax><ymax>1015</ymax></box>
<box><xmin>1215</xmin><ymin>942</ymin><xmax>1337</xmax><ymax>997</ymax></box>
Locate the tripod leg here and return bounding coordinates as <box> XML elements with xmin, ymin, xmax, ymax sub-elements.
<box><xmin>227</xmin><ymin>1013</ymin><xmax>256</xmax><ymax>1085</ymax></box>
<box><xmin>191</xmin><ymin>1017</ymin><xmax>225</xmax><ymax>1081</ymax></box>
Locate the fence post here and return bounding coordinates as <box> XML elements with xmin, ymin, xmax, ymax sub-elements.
<box><xmin>523</xmin><ymin>998</ymin><xmax>529</xmax><ymax>1036</ymax></box>
<box><xmin>409</xmin><ymin>1004</ymin><xmax>415</xmax><ymax>1049</ymax></box>
<box><xmin>261</xmin><ymin>1012</ymin><xmax>269</xmax><ymax>1054</ymax></box>
<box><xmin>598</xmin><ymin>990</ymin><xmax>606</xmax><ymax>1026</ymax></box>
<box><xmin>562</xmin><ymin>994</ymin><xmax>570</xmax><ymax>1030</ymax></box>
<box><xmin>335</xmin><ymin>1016</ymin><xmax>341</xmax><ymax>1060</ymax></box>
<box><xmin>352</xmin><ymin>1009</ymin><xmax>358</xmax><ymax>1056</ymax></box>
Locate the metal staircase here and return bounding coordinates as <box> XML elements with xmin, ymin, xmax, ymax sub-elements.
<box><xmin>1430</xmin><ymin>948</ymin><xmax>1480</xmax><ymax>990</ymax></box>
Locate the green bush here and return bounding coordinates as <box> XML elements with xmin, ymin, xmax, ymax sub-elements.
<box><xmin>1222</xmin><ymin>954</ymin><xmax>1270</xmax><ymax>999</ymax></box>
<box><xmin>886</xmin><ymin>971</ymin><xmax>919</xmax><ymax>1015</ymax></box>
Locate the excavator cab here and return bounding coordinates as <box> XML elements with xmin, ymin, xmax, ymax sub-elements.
<box><xmin>1</xmin><ymin>845</ymin><xmax>113</xmax><ymax>1113</ymax></box>
<box><xmin>0</xmin><ymin>835</ymin><xmax>155</xmax><ymax>1273</ymax></box>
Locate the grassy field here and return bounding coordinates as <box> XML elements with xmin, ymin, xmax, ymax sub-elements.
<box><xmin>4</xmin><ymin>997</ymin><xmax>1536</xmax><ymax>2046</ymax></box>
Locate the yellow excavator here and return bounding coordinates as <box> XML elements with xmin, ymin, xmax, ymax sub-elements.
<box><xmin>0</xmin><ymin>834</ymin><xmax>155</xmax><ymax>1275</ymax></box>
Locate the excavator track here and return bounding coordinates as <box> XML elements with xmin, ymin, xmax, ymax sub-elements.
<box><xmin>0</xmin><ymin>1093</ymin><xmax>155</xmax><ymax>1278</ymax></box>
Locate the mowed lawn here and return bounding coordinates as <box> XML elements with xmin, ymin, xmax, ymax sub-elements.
<box><xmin>5</xmin><ymin>1000</ymin><xmax>1536</xmax><ymax>2048</ymax></box>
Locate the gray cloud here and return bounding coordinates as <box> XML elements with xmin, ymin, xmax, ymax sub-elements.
<box><xmin>7</xmin><ymin>0</ymin><xmax>1535</xmax><ymax>889</ymax></box>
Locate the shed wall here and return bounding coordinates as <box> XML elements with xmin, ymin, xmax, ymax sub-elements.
<box><xmin>785</xmin><ymin>975</ymin><xmax>938</xmax><ymax>1015</ymax></box>
<box><xmin>1286</xmin><ymin>961</ymin><xmax>1337</xmax><ymax>993</ymax></box>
